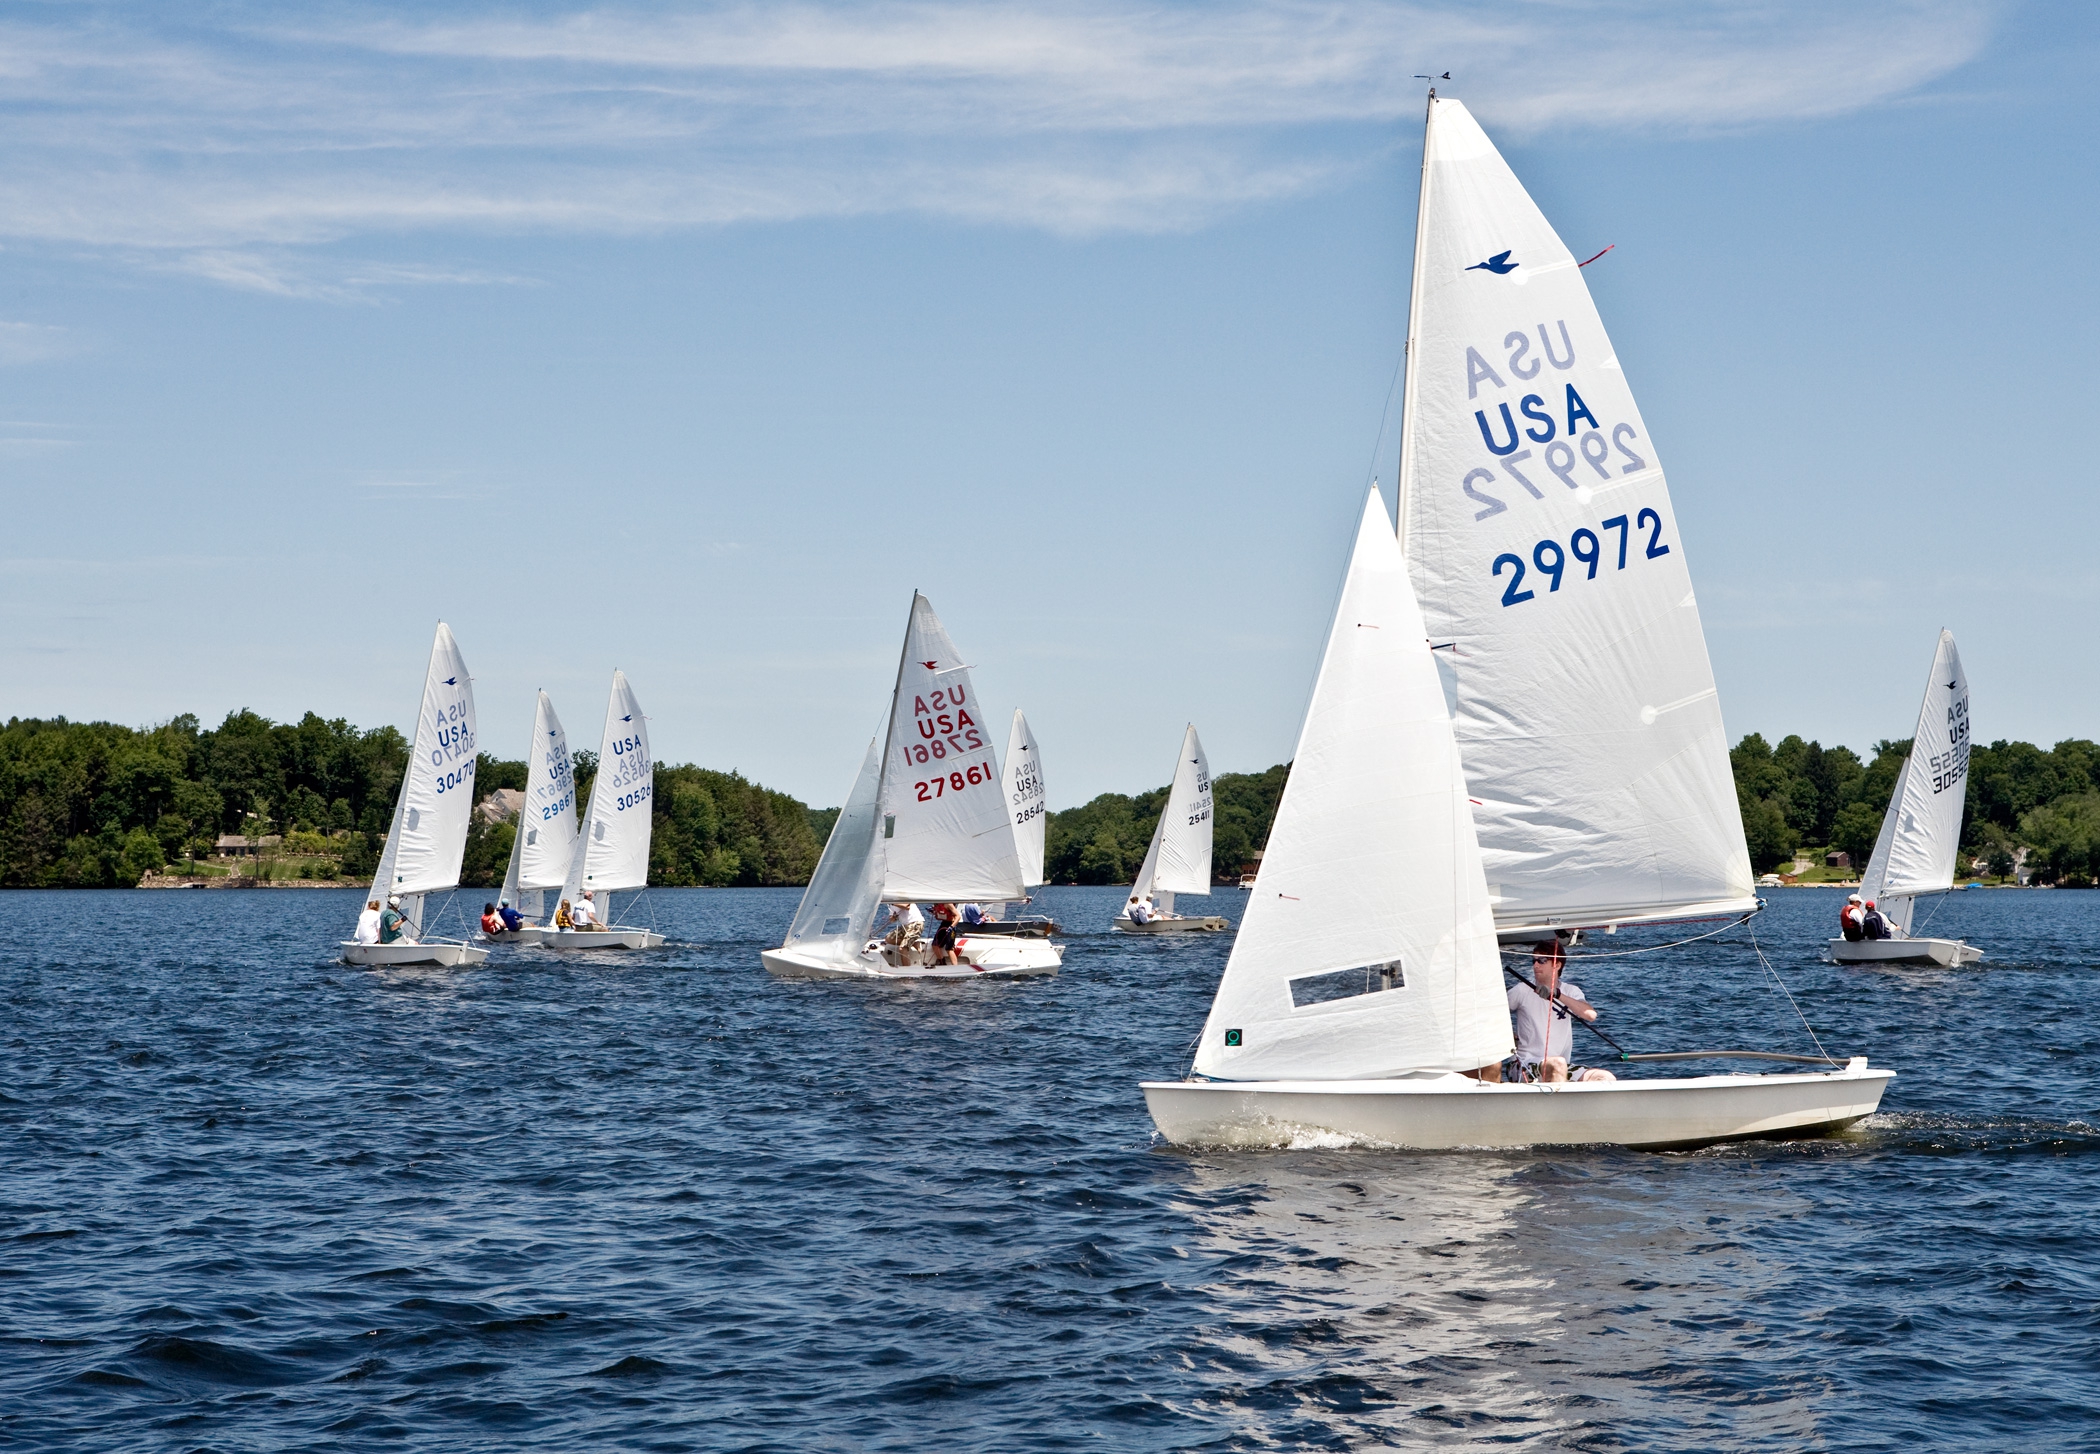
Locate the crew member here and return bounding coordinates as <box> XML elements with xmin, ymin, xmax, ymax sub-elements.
<box><xmin>1862</xmin><ymin>899</ymin><xmax>1897</xmax><ymax>940</ymax></box>
<box><xmin>355</xmin><ymin>899</ymin><xmax>382</xmax><ymax>946</ymax></box>
<box><xmin>378</xmin><ymin>894</ymin><xmax>410</xmax><ymax>945</ymax></box>
<box><xmin>1840</xmin><ymin>894</ymin><xmax>1867</xmax><ymax>942</ymax></box>
<box><xmin>1126</xmin><ymin>895</ymin><xmax>1152</xmax><ymax>925</ymax></box>
<box><xmin>571</xmin><ymin>890</ymin><xmax>600</xmax><ymax>930</ymax></box>
<box><xmin>497</xmin><ymin>899</ymin><xmax>525</xmax><ymax>933</ymax></box>
<box><xmin>480</xmin><ymin>902</ymin><xmax>505</xmax><ymax>936</ymax></box>
<box><xmin>1506</xmin><ymin>940</ymin><xmax>1615</xmax><ymax>1084</ymax></box>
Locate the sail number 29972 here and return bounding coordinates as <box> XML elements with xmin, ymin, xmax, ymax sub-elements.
<box><xmin>1493</xmin><ymin>508</ymin><xmax>1670</xmax><ymax>607</ymax></box>
<box><xmin>917</xmin><ymin>759</ymin><xmax>998</xmax><ymax>802</ymax></box>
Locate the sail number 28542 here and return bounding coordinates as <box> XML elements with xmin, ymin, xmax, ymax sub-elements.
<box><xmin>1492</xmin><ymin>508</ymin><xmax>1670</xmax><ymax>607</ymax></box>
<box><xmin>917</xmin><ymin>759</ymin><xmax>998</xmax><ymax>802</ymax></box>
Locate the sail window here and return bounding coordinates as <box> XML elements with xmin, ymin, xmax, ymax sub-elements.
<box><xmin>822</xmin><ymin>917</ymin><xmax>852</xmax><ymax>934</ymax></box>
<box><xmin>1289</xmin><ymin>960</ymin><xmax>1405</xmax><ymax>1008</ymax></box>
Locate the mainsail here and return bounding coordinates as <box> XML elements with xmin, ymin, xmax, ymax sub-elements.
<box><xmin>1129</xmin><ymin>724</ymin><xmax>1215</xmax><ymax>915</ymax></box>
<box><xmin>499</xmin><ymin>690</ymin><xmax>578</xmax><ymax>918</ymax></box>
<box><xmin>1395</xmin><ymin>94</ymin><xmax>1754</xmax><ymax>932</ymax></box>
<box><xmin>781</xmin><ymin>736</ymin><xmax>887</xmax><ymax>963</ymax></box>
<box><xmin>556</xmin><ymin>670</ymin><xmax>654</xmax><ymax>917</ymax></box>
<box><xmin>367</xmin><ymin>622</ymin><xmax>478</xmax><ymax>933</ymax></box>
<box><xmin>877</xmin><ymin>594</ymin><xmax>1025</xmax><ymax>903</ymax></box>
<box><xmin>1196</xmin><ymin>490</ymin><xmax>1509</xmax><ymax>1080</ymax></box>
<box><xmin>1861</xmin><ymin>630</ymin><xmax>1971</xmax><ymax>933</ymax></box>
<box><xmin>1005</xmin><ymin>709</ymin><xmax>1047</xmax><ymax>888</ymax></box>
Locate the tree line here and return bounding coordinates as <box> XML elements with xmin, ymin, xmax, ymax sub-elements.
<box><xmin>0</xmin><ymin>712</ymin><xmax>827</xmax><ymax>889</ymax></box>
<box><xmin>1731</xmin><ymin>732</ymin><xmax>2100</xmax><ymax>884</ymax></box>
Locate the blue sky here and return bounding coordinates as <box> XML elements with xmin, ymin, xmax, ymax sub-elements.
<box><xmin>3</xmin><ymin>0</ymin><xmax>2092</xmax><ymax>807</ymax></box>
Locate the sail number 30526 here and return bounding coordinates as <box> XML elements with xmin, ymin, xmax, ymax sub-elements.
<box><xmin>917</xmin><ymin>759</ymin><xmax>998</xmax><ymax>801</ymax></box>
<box><xmin>1493</xmin><ymin>509</ymin><xmax>1670</xmax><ymax>607</ymax></box>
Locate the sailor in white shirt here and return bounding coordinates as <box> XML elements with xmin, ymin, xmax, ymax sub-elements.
<box><xmin>571</xmin><ymin>890</ymin><xmax>600</xmax><ymax>930</ymax></box>
<box><xmin>1506</xmin><ymin>940</ymin><xmax>1616</xmax><ymax>1083</ymax></box>
<box><xmin>1126</xmin><ymin>895</ymin><xmax>1152</xmax><ymax>924</ymax></box>
<box><xmin>354</xmin><ymin>899</ymin><xmax>383</xmax><ymax>946</ymax></box>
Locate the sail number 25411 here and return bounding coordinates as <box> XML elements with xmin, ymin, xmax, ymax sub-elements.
<box><xmin>1492</xmin><ymin>508</ymin><xmax>1670</xmax><ymax>607</ymax></box>
<box><xmin>917</xmin><ymin>759</ymin><xmax>998</xmax><ymax>802</ymax></box>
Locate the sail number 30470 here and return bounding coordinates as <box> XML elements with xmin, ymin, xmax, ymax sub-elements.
<box><xmin>1493</xmin><ymin>509</ymin><xmax>1670</xmax><ymax>607</ymax></box>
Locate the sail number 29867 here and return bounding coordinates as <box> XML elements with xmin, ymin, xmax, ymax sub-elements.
<box><xmin>1493</xmin><ymin>508</ymin><xmax>1670</xmax><ymax>607</ymax></box>
<box><xmin>916</xmin><ymin>759</ymin><xmax>998</xmax><ymax>802</ymax></box>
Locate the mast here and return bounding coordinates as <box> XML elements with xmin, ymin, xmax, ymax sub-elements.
<box><xmin>1393</xmin><ymin>87</ymin><xmax>1437</xmax><ymax>554</ymax></box>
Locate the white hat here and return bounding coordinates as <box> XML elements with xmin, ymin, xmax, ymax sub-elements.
<box><xmin>1848</xmin><ymin>893</ymin><xmax>1863</xmax><ymax>903</ymax></box>
<box><xmin>387</xmin><ymin>894</ymin><xmax>401</xmax><ymax>906</ymax></box>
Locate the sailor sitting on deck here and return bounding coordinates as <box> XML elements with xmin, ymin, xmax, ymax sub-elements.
<box><xmin>1506</xmin><ymin>940</ymin><xmax>1615</xmax><ymax>1084</ymax></box>
<box><xmin>571</xmin><ymin>890</ymin><xmax>600</xmax><ymax>930</ymax></box>
<box><xmin>1861</xmin><ymin>899</ymin><xmax>1898</xmax><ymax>940</ymax></box>
<box><xmin>1126</xmin><ymin>895</ymin><xmax>1156</xmax><ymax>924</ymax></box>
<box><xmin>960</xmin><ymin>902</ymin><xmax>986</xmax><ymax>927</ymax></box>
<box><xmin>497</xmin><ymin>899</ymin><xmax>525</xmax><ymax>933</ymax></box>
<box><xmin>480</xmin><ymin>903</ymin><xmax>504</xmax><ymax>936</ymax></box>
<box><xmin>355</xmin><ymin>899</ymin><xmax>383</xmax><ymax>946</ymax></box>
<box><xmin>1840</xmin><ymin>894</ymin><xmax>1867</xmax><ymax>942</ymax></box>
<box><xmin>379</xmin><ymin>895</ymin><xmax>412</xmax><ymax>945</ymax></box>
<box><xmin>555</xmin><ymin>898</ymin><xmax>574</xmax><ymax>930</ymax></box>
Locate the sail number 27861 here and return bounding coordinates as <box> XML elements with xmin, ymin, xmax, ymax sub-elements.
<box><xmin>916</xmin><ymin>759</ymin><xmax>998</xmax><ymax>802</ymax></box>
<box><xmin>1492</xmin><ymin>508</ymin><xmax>1670</xmax><ymax>607</ymax></box>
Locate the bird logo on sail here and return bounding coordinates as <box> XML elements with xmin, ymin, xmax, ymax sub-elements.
<box><xmin>1466</xmin><ymin>250</ymin><xmax>1518</xmax><ymax>275</ymax></box>
<box><xmin>920</xmin><ymin>660</ymin><xmax>938</xmax><ymax>669</ymax></box>
<box><xmin>443</xmin><ymin>676</ymin><xmax>458</xmax><ymax>685</ymax></box>
<box><xmin>621</xmin><ymin>714</ymin><xmax>632</xmax><ymax>723</ymax></box>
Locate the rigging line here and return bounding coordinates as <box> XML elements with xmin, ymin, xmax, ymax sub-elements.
<box><xmin>1497</xmin><ymin>910</ymin><xmax>1760</xmax><ymax>962</ymax></box>
<box><xmin>1363</xmin><ymin>348</ymin><xmax>1408</xmax><ymax>492</ymax></box>
<box><xmin>1747</xmin><ymin>922</ymin><xmax>1833</xmax><ymax>1062</ymax></box>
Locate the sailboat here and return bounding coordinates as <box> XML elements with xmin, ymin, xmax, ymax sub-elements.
<box><xmin>339</xmin><ymin>623</ymin><xmax>489</xmax><ymax>968</ymax></box>
<box><xmin>542</xmin><ymin>670</ymin><xmax>666</xmax><ymax>950</ymax></box>
<box><xmin>762</xmin><ymin>593</ymin><xmax>1064</xmax><ymax>980</ymax></box>
<box><xmin>1829</xmin><ymin>630</ymin><xmax>1982</xmax><ymax>966</ymax></box>
<box><xmin>488</xmin><ymin>689</ymin><xmax>580</xmax><ymax>946</ymax></box>
<box><xmin>1112</xmin><ymin>725</ymin><xmax>1228</xmax><ymax>933</ymax></box>
<box><xmin>963</xmin><ymin>709</ymin><xmax>1060</xmax><ymax>938</ymax></box>
<box><xmin>1142</xmin><ymin>94</ymin><xmax>1893</xmax><ymax>1148</ymax></box>
<box><xmin>1143</xmin><ymin>491</ymin><xmax>1891</xmax><ymax>1148</ymax></box>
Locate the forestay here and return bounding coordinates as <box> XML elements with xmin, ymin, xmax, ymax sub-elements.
<box><xmin>782</xmin><ymin>737</ymin><xmax>887</xmax><ymax>962</ymax></box>
<box><xmin>1861</xmin><ymin>630</ymin><xmax>1971</xmax><ymax>933</ymax></box>
<box><xmin>368</xmin><ymin>622</ymin><xmax>478</xmax><ymax>926</ymax></box>
<box><xmin>1396</xmin><ymin>95</ymin><xmax>1753</xmax><ymax>932</ymax></box>
<box><xmin>1130</xmin><ymin>725</ymin><xmax>1214</xmax><ymax>914</ymax></box>
<box><xmin>1195</xmin><ymin>490</ymin><xmax>1510</xmax><ymax>1081</ymax></box>
<box><xmin>878</xmin><ymin>594</ymin><xmax>1025</xmax><ymax>903</ymax></box>
<box><xmin>1005</xmin><ymin>710</ymin><xmax>1047</xmax><ymax>888</ymax></box>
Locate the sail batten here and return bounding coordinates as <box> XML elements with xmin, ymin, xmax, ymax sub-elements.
<box><xmin>1395</xmin><ymin>96</ymin><xmax>1753</xmax><ymax>931</ymax></box>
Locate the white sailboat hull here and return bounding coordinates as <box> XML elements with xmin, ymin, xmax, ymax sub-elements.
<box><xmin>540</xmin><ymin>927</ymin><xmax>666</xmax><ymax>951</ymax></box>
<box><xmin>1141</xmin><ymin>1066</ymin><xmax>1894</xmax><ymax>1150</ymax></box>
<box><xmin>1827</xmin><ymin>936</ymin><xmax>1983</xmax><ymax>967</ymax></box>
<box><xmin>339</xmin><ymin>940</ymin><xmax>490</xmax><ymax>968</ymax></box>
<box><xmin>480</xmin><ymin>927</ymin><xmax>542</xmax><ymax>946</ymax></box>
<box><xmin>1112</xmin><ymin>915</ymin><xmax>1229</xmax><ymax>934</ymax></box>
<box><xmin>762</xmin><ymin>934</ymin><xmax>1062</xmax><ymax>981</ymax></box>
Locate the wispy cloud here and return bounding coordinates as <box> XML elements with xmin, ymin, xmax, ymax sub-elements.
<box><xmin>0</xmin><ymin>321</ymin><xmax>83</xmax><ymax>365</ymax></box>
<box><xmin>0</xmin><ymin>1</ymin><xmax>1999</xmax><ymax>291</ymax></box>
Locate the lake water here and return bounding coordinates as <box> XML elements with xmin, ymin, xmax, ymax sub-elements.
<box><xmin>3</xmin><ymin>884</ymin><xmax>2096</xmax><ymax>1452</ymax></box>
